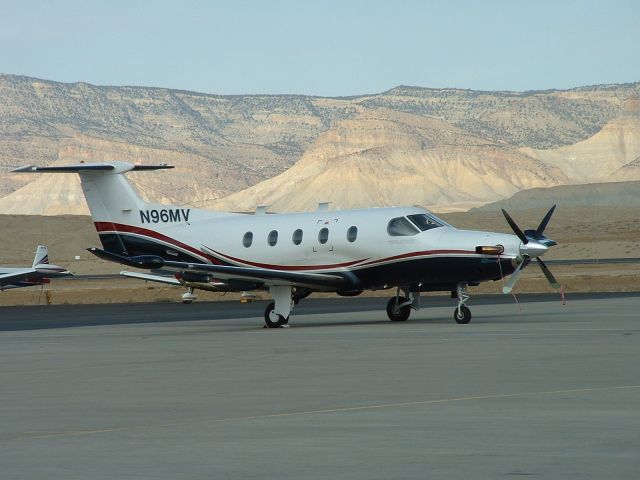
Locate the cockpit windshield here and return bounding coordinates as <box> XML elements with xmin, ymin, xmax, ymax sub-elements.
<box><xmin>407</xmin><ymin>213</ymin><xmax>444</xmax><ymax>231</ymax></box>
<box><xmin>387</xmin><ymin>217</ymin><xmax>420</xmax><ymax>236</ymax></box>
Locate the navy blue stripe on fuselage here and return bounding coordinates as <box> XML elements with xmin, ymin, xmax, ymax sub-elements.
<box><xmin>352</xmin><ymin>256</ymin><xmax>516</xmax><ymax>290</ymax></box>
<box><xmin>99</xmin><ymin>232</ymin><xmax>515</xmax><ymax>291</ymax></box>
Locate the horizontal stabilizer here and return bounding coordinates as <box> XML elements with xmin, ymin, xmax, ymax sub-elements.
<box><xmin>12</xmin><ymin>162</ymin><xmax>173</xmax><ymax>174</ymax></box>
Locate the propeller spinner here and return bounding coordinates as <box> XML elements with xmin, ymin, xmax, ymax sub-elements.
<box><xmin>501</xmin><ymin>205</ymin><xmax>560</xmax><ymax>294</ymax></box>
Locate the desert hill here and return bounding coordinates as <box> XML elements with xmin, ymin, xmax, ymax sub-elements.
<box><xmin>472</xmin><ymin>180</ymin><xmax>640</xmax><ymax>211</ymax></box>
<box><xmin>1</xmin><ymin>74</ymin><xmax>639</xmax><ymax>214</ymax></box>
<box><xmin>520</xmin><ymin>106</ymin><xmax>640</xmax><ymax>182</ymax></box>
<box><xmin>207</xmin><ymin>109</ymin><xmax>569</xmax><ymax>212</ymax></box>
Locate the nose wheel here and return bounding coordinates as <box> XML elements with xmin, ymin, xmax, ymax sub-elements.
<box><xmin>453</xmin><ymin>283</ymin><xmax>472</xmax><ymax>324</ymax></box>
<box><xmin>454</xmin><ymin>305</ymin><xmax>471</xmax><ymax>324</ymax></box>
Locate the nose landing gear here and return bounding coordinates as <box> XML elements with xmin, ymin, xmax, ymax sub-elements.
<box><xmin>453</xmin><ymin>282</ymin><xmax>472</xmax><ymax>324</ymax></box>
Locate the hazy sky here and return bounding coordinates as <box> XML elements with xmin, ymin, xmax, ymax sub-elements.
<box><xmin>1</xmin><ymin>0</ymin><xmax>638</xmax><ymax>96</ymax></box>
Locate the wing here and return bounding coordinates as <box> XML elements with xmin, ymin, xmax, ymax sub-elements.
<box><xmin>89</xmin><ymin>247</ymin><xmax>353</xmax><ymax>290</ymax></box>
<box><xmin>0</xmin><ymin>269</ymin><xmax>38</xmax><ymax>286</ymax></box>
<box><xmin>0</xmin><ymin>267</ymin><xmax>71</xmax><ymax>287</ymax></box>
<box><xmin>163</xmin><ymin>260</ymin><xmax>349</xmax><ymax>290</ymax></box>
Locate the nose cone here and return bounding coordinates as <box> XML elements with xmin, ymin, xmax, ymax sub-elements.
<box><xmin>520</xmin><ymin>240</ymin><xmax>548</xmax><ymax>258</ymax></box>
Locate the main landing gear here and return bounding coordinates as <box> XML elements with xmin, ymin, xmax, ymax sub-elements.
<box><xmin>386</xmin><ymin>288</ymin><xmax>420</xmax><ymax>322</ymax></box>
<box><xmin>385</xmin><ymin>283</ymin><xmax>473</xmax><ymax>324</ymax></box>
<box><xmin>264</xmin><ymin>300</ymin><xmax>289</xmax><ymax>328</ymax></box>
<box><xmin>263</xmin><ymin>286</ymin><xmax>312</xmax><ymax>328</ymax></box>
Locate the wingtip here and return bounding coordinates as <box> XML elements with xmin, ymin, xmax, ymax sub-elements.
<box><xmin>11</xmin><ymin>165</ymin><xmax>36</xmax><ymax>173</ymax></box>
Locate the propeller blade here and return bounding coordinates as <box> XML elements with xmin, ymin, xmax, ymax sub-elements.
<box><xmin>502</xmin><ymin>257</ymin><xmax>530</xmax><ymax>294</ymax></box>
<box><xmin>536</xmin><ymin>205</ymin><xmax>556</xmax><ymax>236</ymax></box>
<box><xmin>501</xmin><ymin>209</ymin><xmax>528</xmax><ymax>245</ymax></box>
<box><xmin>537</xmin><ymin>258</ymin><xmax>560</xmax><ymax>289</ymax></box>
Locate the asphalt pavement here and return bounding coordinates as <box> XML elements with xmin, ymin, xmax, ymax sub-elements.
<box><xmin>1</xmin><ymin>293</ymin><xmax>639</xmax><ymax>479</ymax></box>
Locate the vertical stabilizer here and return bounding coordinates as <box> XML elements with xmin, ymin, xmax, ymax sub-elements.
<box><xmin>32</xmin><ymin>245</ymin><xmax>49</xmax><ymax>267</ymax></box>
<box><xmin>13</xmin><ymin>162</ymin><xmax>233</xmax><ymax>260</ymax></box>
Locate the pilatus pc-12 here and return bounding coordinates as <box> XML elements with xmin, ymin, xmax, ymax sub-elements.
<box><xmin>0</xmin><ymin>245</ymin><xmax>71</xmax><ymax>290</ymax></box>
<box><xmin>14</xmin><ymin>162</ymin><xmax>559</xmax><ymax>327</ymax></box>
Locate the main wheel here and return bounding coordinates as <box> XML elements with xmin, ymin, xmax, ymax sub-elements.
<box><xmin>264</xmin><ymin>301</ymin><xmax>289</xmax><ymax>328</ymax></box>
<box><xmin>386</xmin><ymin>296</ymin><xmax>411</xmax><ymax>322</ymax></box>
<box><xmin>453</xmin><ymin>305</ymin><xmax>471</xmax><ymax>324</ymax></box>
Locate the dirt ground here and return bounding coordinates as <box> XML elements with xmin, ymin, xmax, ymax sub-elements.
<box><xmin>0</xmin><ymin>207</ymin><xmax>638</xmax><ymax>306</ymax></box>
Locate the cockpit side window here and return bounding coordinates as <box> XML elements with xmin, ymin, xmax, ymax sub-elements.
<box><xmin>387</xmin><ymin>217</ymin><xmax>420</xmax><ymax>236</ymax></box>
<box><xmin>407</xmin><ymin>213</ymin><xmax>443</xmax><ymax>231</ymax></box>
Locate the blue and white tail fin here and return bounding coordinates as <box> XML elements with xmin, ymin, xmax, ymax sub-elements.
<box><xmin>32</xmin><ymin>245</ymin><xmax>49</xmax><ymax>267</ymax></box>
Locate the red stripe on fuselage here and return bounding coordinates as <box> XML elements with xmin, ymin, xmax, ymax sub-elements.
<box><xmin>357</xmin><ymin>249</ymin><xmax>479</xmax><ymax>267</ymax></box>
<box><xmin>205</xmin><ymin>247</ymin><xmax>369</xmax><ymax>271</ymax></box>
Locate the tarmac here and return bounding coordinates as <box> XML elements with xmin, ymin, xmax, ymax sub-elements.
<box><xmin>1</xmin><ymin>293</ymin><xmax>639</xmax><ymax>479</ymax></box>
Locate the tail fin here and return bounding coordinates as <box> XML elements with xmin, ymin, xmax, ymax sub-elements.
<box><xmin>13</xmin><ymin>162</ymin><xmax>231</xmax><ymax>262</ymax></box>
<box><xmin>13</xmin><ymin>162</ymin><xmax>173</xmax><ymax>226</ymax></box>
<box><xmin>32</xmin><ymin>245</ymin><xmax>49</xmax><ymax>267</ymax></box>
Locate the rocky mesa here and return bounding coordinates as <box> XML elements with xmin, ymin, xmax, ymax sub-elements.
<box><xmin>0</xmin><ymin>74</ymin><xmax>639</xmax><ymax>214</ymax></box>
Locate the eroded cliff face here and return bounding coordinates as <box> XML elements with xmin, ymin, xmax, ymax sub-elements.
<box><xmin>519</xmin><ymin>100</ymin><xmax>640</xmax><ymax>183</ymax></box>
<box><xmin>1</xmin><ymin>74</ymin><xmax>639</xmax><ymax>214</ymax></box>
<box><xmin>207</xmin><ymin>109</ymin><xmax>569</xmax><ymax>213</ymax></box>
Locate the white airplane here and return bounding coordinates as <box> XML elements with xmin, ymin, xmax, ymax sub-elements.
<box><xmin>0</xmin><ymin>245</ymin><xmax>71</xmax><ymax>290</ymax></box>
<box><xmin>13</xmin><ymin>162</ymin><xmax>559</xmax><ymax>327</ymax></box>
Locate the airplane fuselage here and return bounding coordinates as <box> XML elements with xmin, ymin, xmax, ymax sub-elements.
<box><xmin>95</xmin><ymin>205</ymin><xmax>521</xmax><ymax>293</ymax></box>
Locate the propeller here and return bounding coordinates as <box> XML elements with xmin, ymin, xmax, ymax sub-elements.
<box><xmin>501</xmin><ymin>205</ymin><xmax>559</xmax><ymax>294</ymax></box>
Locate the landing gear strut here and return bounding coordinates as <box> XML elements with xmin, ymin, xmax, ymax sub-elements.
<box><xmin>453</xmin><ymin>282</ymin><xmax>472</xmax><ymax>324</ymax></box>
<box><xmin>386</xmin><ymin>288</ymin><xmax>420</xmax><ymax>322</ymax></box>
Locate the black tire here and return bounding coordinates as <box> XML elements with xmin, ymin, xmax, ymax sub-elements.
<box><xmin>454</xmin><ymin>305</ymin><xmax>472</xmax><ymax>324</ymax></box>
<box><xmin>264</xmin><ymin>301</ymin><xmax>289</xmax><ymax>328</ymax></box>
<box><xmin>386</xmin><ymin>296</ymin><xmax>411</xmax><ymax>322</ymax></box>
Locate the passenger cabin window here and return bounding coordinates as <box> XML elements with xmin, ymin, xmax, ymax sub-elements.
<box><xmin>407</xmin><ymin>214</ymin><xmax>443</xmax><ymax>231</ymax></box>
<box><xmin>268</xmin><ymin>230</ymin><xmax>278</xmax><ymax>246</ymax></box>
<box><xmin>292</xmin><ymin>229</ymin><xmax>303</xmax><ymax>245</ymax></box>
<box><xmin>243</xmin><ymin>231</ymin><xmax>253</xmax><ymax>248</ymax></box>
<box><xmin>318</xmin><ymin>227</ymin><xmax>329</xmax><ymax>244</ymax></box>
<box><xmin>347</xmin><ymin>226</ymin><xmax>358</xmax><ymax>242</ymax></box>
<box><xmin>387</xmin><ymin>217</ymin><xmax>419</xmax><ymax>237</ymax></box>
